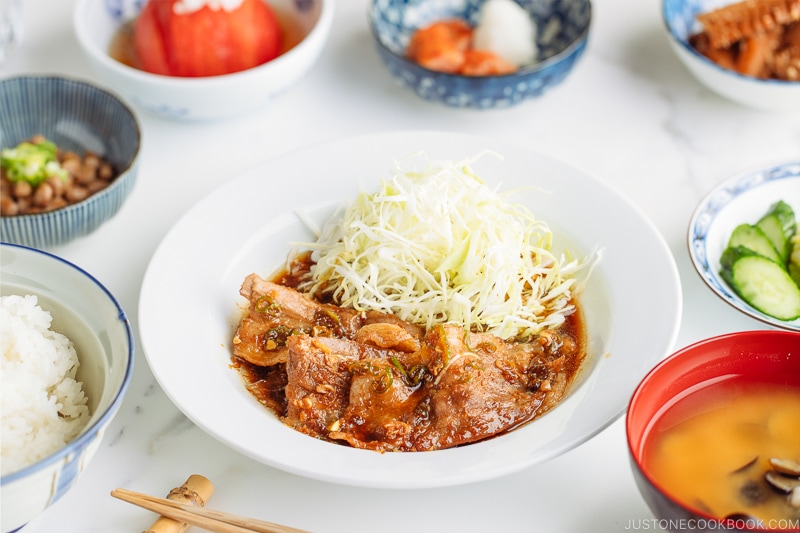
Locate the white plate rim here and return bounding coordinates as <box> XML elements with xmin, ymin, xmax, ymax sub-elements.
<box><xmin>687</xmin><ymin>160</ymin><xmax>800</xmax><ymax>332</ymax></box>
<box><xmin>138</xmin><ymin>130</ymin><xmax>682</xmax><ymax>488</ymax></box>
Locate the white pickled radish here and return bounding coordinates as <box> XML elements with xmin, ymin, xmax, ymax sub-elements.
<box><xmin>473</xmin><ymin>0</ymin><xmax>538</xmax><ymax>66</ymax></box>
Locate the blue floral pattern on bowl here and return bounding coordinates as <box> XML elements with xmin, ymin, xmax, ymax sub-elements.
<box><xmin>688</xmin><ymin>161</ymin><xmax>800</xmax><ymax>332</ymax></box>
<box><xmin>662</xmin><ymin>0</ymin><xmax>707</xmax><ymax>40</ymax></box>
<box><xmin>368</xmin><ymin>0</ymin><xmax>591</xmax><ymax>108</ymax></box>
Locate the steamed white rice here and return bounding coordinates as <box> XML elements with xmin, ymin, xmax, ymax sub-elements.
<box><xmin>1</xmin><ymin>294</ymin><xmax>90</xmax><ymax>476</ymax></box>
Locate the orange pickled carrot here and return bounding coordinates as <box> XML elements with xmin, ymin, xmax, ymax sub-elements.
<box><xmin>407</xmin><ymin>19</ymin><xmax>519</xmax><ymax>75</ymax></box>
<box><xmin>460</xmin><ymin>49</ymin><xmax>517</xmax><ymax>76</ymax></box>
<box><xmin>408</xmin><ymin>20</ymin><xmax>473</xmax><ymax>74</ymax></box>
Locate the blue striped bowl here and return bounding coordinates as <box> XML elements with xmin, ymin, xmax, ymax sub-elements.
<box><xmin>368</xmin><ymin>0</ymin><xmax>592</xmax><ymax>109</ymax></box>
<box><xmin>0</xmin><ymin>76</ymin><xmax>140</xmax><ymax>249</ymax></box>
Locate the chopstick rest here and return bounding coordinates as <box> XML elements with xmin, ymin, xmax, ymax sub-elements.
<box><xmin>144</xmin><ymin>474</ymin><xmax>214</xmax><ymax>533</ymax></box>
<box><xmin>111</xmin><ymin>486</ymin><xmax>311</xmax><ymax>533</ymax></box>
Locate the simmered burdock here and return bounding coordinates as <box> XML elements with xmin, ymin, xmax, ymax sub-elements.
<box><xmin>689</xmin><ymin>0</ymin><xmax>800</xmax><ymax>80</ymax></box>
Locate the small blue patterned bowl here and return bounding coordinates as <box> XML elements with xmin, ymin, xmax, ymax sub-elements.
<box><xmin>0</xmin><ymin>243</ymin><xmax>134</xmax><ymax>533</ymax></box>
<box><xmin>368</xmin><ymin>0</ymin><xmax>591</xmax><ymax>109</ymax></box>
<box><xmin>662</xmin><ymin>0</ymin><xmax>800</xmax><ymax>110</ymax></box>
<box><xmin>0</xmin><ymin>76</ymin><xmax>140</xmax><ymax>249</ymax></box>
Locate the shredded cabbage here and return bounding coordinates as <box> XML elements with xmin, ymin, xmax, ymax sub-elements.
<box><xmin>296</xmin><ymin>153</ymin><xmax>594</xmax><ymax>340</ymax></box>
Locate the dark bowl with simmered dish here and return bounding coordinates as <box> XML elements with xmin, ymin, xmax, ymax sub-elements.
<box><xmin>662</xmin><ymin>0</ymin><xmax>800</xmax><ymax>111</ymax></box>
<box><xmin>627</xmin><ymin>330</ymin><xmax>800</xmax><ymax>532</ymax></box>
<box><xmin>0</xmin><ymin>75</ymin><xmax>140</xmax><ymax>249</ymax></box>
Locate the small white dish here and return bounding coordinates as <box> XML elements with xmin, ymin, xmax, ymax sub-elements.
<box><xmin>139</xmin><ymin>131</ymin><xmax>682</xmax><ymax>489</ymax></box>
<box><xmin>688</xmin><ymin>160</ymin><xmax>800</xmax><ymax>331</ymax></box>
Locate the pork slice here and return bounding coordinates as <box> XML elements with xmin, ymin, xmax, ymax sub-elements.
<box><xmin>283</xmin><ymin>335</ymin><xmax>361</xmax><ymax>437</ymax></box>
<box><xmin>353</xmin><ymin>323</ymin><xmax>421</xmax><ymax>353</ymax></box>
<box><xmin>412</xmin><ymin>325</ymin><xmax>551</xmax><ymax>450</ymax></box>
<box><xmin>283</xmin><ymin>321</ymin><xmax>577</xmax><ymax>450</ymax></box>
<box><xmin>331</xmin><ymin>345</ymin><xmax>436</xmax><ymax>451</ymax></box>
<box><xmin>233</xmin><ymin>275</ymin><xmax>318</xmax><ymax>366</ymax></box>
<box><xmin>363</xmin><ymin>311</ymin><xmax>426</xmax><ymax>341</ymax></box>
<box><xmin>329</xmin><ymin>357</ymin><xmax>426</xmax><ymax>452</ymax></box>
<box><xmin>234</xmin><ymin>274</ymin><xmax>426</xmax><ymax>366</ymax></box>
<box><xmin>285</xmin><ymin>333</ymin><xmax>431</xmax><ymax>450</ymax></box>
<box><xmin>240</xmin><ymin>274</ymin><xmax>318</xmax><ymax>322</ymax></box>
<box><xmin>232</xmin><ymin>315</ymin><xmax>291</xmax><ymax>366</ymax></box>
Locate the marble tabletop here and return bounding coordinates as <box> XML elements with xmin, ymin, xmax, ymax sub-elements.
<box><xmin>2</xmin><ymin>0</ymin><xmax>798</xmax><ymax>531</ymax></box>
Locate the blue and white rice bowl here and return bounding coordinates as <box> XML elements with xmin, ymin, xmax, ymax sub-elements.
<box><xmin>0</xmin><ymin>244</ymin><xmax>134</xmax><ymax>533</ymax></box>
<box><xmin>368</xmin><ymin>0</ymin><xmax>592</xmax><ymax>109</ymax></box>
<box><xmin>662</xmin><ymin>0</ymin><xmax>800</xmax><ymax>111</ymax></box>
<box><xmin>0</xmin><ymin>76</ymin><xmax>140</xmax><ymax>249</ymax></box>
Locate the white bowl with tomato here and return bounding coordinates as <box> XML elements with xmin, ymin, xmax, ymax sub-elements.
<box><xmin>74</xmin><ymin>0</ymin><xmax>334</xmax><ymax>120</ymax></box>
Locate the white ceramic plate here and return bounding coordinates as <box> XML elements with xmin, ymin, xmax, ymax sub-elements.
<box><xmin>688</xmin><ymin>160</ymin><xmax>800</xmax><ymax>332</ymax></box>
<box><xmin>139</xmin><ymin>131</ymin><xmax>682</xmax><ymax>489</ymax></box>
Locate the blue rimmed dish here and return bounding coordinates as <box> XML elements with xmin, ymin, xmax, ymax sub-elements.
<box><xmin>688</xmin><ymin>160</ymin><xmax>800</xmax><ymax>331</ymax></box>
<box><xmin>368</xmin><ymin>0</ymin><xmax>591</xmax><ymax>109</ymax></box>
<box><xmin>0</xmin><ymin>75</ymin><xmax>141</xmax><ymax>249</ymax></box>
<box><xmin>0</xmin><ymin>243</ymin><xmax>135</xmax><ymax>533</ymax></box>
<box><xmin>662</xmin><ymin>0</ymin><xmax>800</xmax><ymax>111</ymax></box>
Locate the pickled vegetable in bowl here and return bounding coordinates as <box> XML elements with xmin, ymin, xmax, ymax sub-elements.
<box><xmin>368</xmin><ymin>0</ymin><xmax>592</xmax><ymax>109</ymax></box>
<box><xmin>110</xmin><ymin>0</ymin><xmax>291</xmax><ymax>77</ymax></box>
<box><xmin>719</xmin><ymin>200</ymin><xmax>800</xmax><ymax>321</ymax></box>
<box><xmin>406</xmin><ymin>0</ymin><xmax>538</xmax><ymax>76</ymax></box>
<box><xmin>74</xmin><ymin>0</ymin><xmax>334</xmax><ymax>120</ymax></box>
<box><xmin>687</xmin><ymin>160</ymin><xmax>800</xmax><ymax>331</ymax></box>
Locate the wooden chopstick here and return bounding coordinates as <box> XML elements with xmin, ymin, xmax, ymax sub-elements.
<box><xmin>111</xmin><ymin>488</ymin><xmax>312</xmax><ymax>533</ymax></box>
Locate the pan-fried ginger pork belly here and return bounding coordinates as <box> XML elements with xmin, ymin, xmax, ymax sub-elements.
<box><xmin>285</xmin><ymin>324</ymin><xmax>574</xmax><ymax>451</ymax></box>
<box><xmin>233</xmin><ymin>274</ymin><xmax>424</xmax><ymax>366</ymax></box>
<box><xmin>233</xmin><ymin>272</ymin><xmax>584</xmax><ymax>452</ymax></box>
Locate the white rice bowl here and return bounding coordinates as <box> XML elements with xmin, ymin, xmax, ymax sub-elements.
<box><xmin>1</xmin><ymin>294</ymin><xmax>91</xmax><ymax>476</ymax></box>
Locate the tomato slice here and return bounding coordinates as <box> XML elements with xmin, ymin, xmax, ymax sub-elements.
<box><xmin>135</xmin><ymin>0</ymin><xmax>282</xmax><ymax>77</ymax></box>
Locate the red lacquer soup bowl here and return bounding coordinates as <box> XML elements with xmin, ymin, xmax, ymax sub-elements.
<box><xmin>626</xmin><ymin>330</ymin><xmax>800</xmax><ymax>533</ymax></box>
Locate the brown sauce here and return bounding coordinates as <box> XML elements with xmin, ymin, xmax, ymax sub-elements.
<box><xmin>232</xmin><ymin>252</ymin><xmax>587</xmax><ymax>449</ymax></box>
<box><xmin>234</xmin><ymin>307</ymin><xmax>585</xmax><ymax>422</ymax></box>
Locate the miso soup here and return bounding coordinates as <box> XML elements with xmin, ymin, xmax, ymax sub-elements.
<box><xmin>642</xmin><ymin>378</ymin><xmax>800</xmax><ymax>527</ymax></box>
